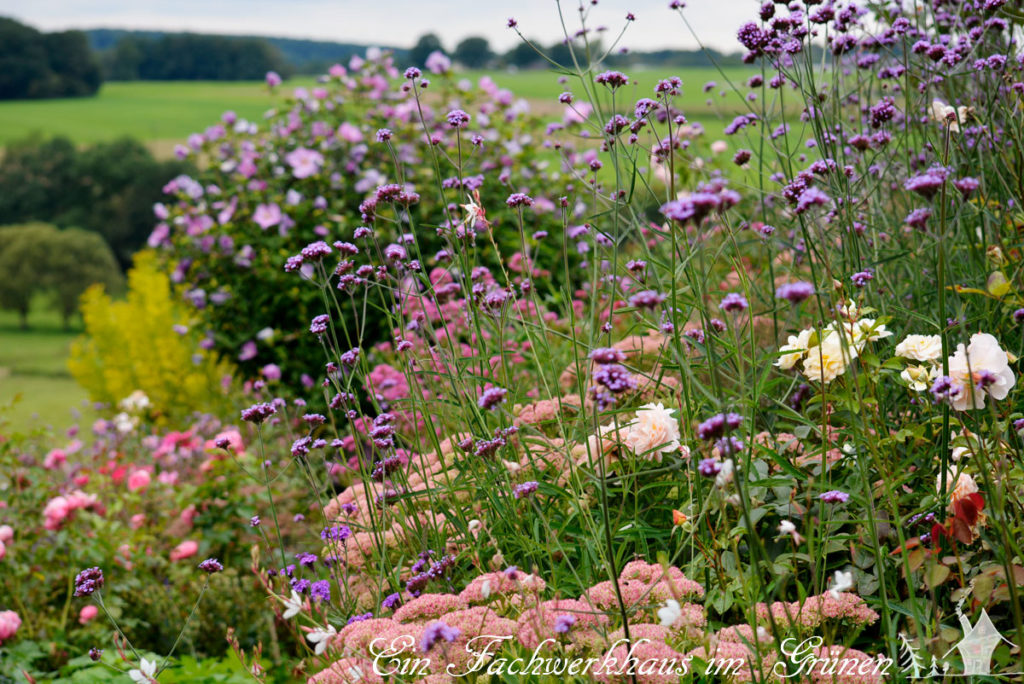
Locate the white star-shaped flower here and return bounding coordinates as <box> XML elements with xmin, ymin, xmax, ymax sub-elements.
<box><xmin>128</xmin><ymin>657</ymin><xmax>157</xmax><ymax>683</ymax></box>
<box><xmin>307</xmin><ymin>624</ymin><xmax>337</xmax><ymax>655</ymax></box>
<box><xmin>282</xmin><ymin>590</ymin><xmax>304</xmax><ymax>620</ymax></box>
<box><xmin>829</xmin><ymin>569</ymin><xmax>854</xmax><ymax>598</ymax></box>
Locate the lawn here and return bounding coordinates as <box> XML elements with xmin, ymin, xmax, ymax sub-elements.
<box><xmin>0</xmin><ymin>81</ymin><xmax>292</xmax><ymax>149</ymax></box>
<box><xmin>0</xmin><ymin>301</ymin><xmax>94</xmax><ymax>433</ymax></box>
<box><xmin>0</xmin><ymin>67</ymin><xmax>755</xmax><ymax>153</ymax></box>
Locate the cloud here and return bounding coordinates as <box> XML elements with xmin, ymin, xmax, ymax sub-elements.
<box><xmin>0</xmin><ymin>0</ymin><xmax>747</xmax><ymax>52</ymax></box>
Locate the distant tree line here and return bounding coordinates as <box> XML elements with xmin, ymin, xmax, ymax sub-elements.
<box><xmin>0</xmin><ymin>17</ymin><xmax>101</xmax><ymax>99</ymax></box>
<box><xmin>0</xmin><ymin>136</ymin><xmax>192</xmax><ymax>271</ymax></box>
<box><xmin>87</xmin><ymin>29</ymin><xmax>407</xmax><ymax>78</ymax></box>
<box><xmin>100</xmin><ymin>33</ymin><xmax>291</xmax><ymax>81</ymax></box>
<box><xmin>409</xmin><ymin>33</ymin><xmax>746</xmax><ymax>71</ymax></box>
<box><xmin>81</xmin><ymin>27</ymin><xmax>745</xmax><ymax>82</ymax></box>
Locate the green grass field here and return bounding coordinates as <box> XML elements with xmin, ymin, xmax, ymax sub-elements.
<box><xmin>0</xmin><ymin>67</ymin><xmax>754</xmax><ymax>152</ymax></box>
<box><xmin>0</xmin><ymin>301</ymin><xmax>94</xmax><ymax>433</ymax></box>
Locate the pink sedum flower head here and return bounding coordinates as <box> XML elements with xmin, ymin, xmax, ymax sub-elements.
<box><xmin>947</xmin><ymin>333</ymin><xmax>1016</xmax><ymax>410</ymax></box>
<box><xmin>623</xmin><ymin>403</ymin><xmax>682</xmax><ymax>461</ymax></box>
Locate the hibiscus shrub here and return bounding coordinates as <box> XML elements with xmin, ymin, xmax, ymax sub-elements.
<box><xmin>151</xmin><ymin>53</ymin><xmax>591</xmax><ymax>395</ymax></box>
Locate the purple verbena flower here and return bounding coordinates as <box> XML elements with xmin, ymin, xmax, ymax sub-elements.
<box><xmin>198</xmin><ymin>558</ymin><xmax>223</xmax><ymax>573</ymax></box>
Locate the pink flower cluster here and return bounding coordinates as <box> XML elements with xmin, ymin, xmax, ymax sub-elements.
<box><xmin>43</xmin><ymin>490</ymin><xmax>101</xmax><ymax>530</ymax></box>
<box><xmin>755</xmin><ymin>591</ymin><xmax>879</xmax><ymax>629</ymax></box>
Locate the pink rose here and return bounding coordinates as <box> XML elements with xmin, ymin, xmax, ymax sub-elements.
<box><xmin>127</xmin><ymin>470</ymin><xmax>151</xmax><ymax>492</ymax></box>
<box><xmin>43</xmin><ymin>449</ymin><xmax>67</xmax><ymax>469</ymax></box>
<box><xmin>170</xmin><ymin>540</ymin><xmax>199</xmax><ymax>561</ymax></box>
<box><xmin>157</xmin><ymin>471</ymin><xmax>178</xmax><ymax>486</ymax></box>
<box><xmin>130</xmin><ymin>514</ymin><xmax>146</xmax><ymax>529</ymax></box>
<box><xmin>0</xmin><ymin>525</ymin><xmax>12</xmax><ymax>544</ymax></box>
<box><xmin>78</xmin><ymin>605</ymin><xmax>98</xmax><ymax>624</ymax></box>
<box><xmin>43</xmin><ymin>496</ymin><xmax>72</xmax><ymax>530</ymax></box>
<box><xmin>65</xmin><ymin>490</ymin><xmax>99</xmax><ymax>510</ymax></box>
<box><xmin>0</xmin><ymin>610</ymin><xmax>21</xmax><ymax>644</ymax></box>
<box><xmin>0</xmin><ymin>539</ymin><xmax>6</xmax><ymax>561</ymax></box>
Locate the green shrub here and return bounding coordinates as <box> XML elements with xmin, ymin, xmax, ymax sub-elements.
<box><xmin>0</xmin><ymin>223</ymin><xmax>122</xmax><ymax>329</ymax></box>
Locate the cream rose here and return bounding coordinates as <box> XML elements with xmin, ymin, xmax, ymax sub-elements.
<box><xmin>802</xmin><ymin>331</ymin><xmax>856</xmax><ymax>384</ymax></box>
<box><xmin>623</xmin><ymin>403</ymin><xmax>681</xmax><ymax>462</ymax></box>
<box><xmin>776</xmin><ymin>328</ymin><xmax>814</xmax><ymax>370</ymax></box>
<box><xmin>947</xmin><ymin>333</ymin><xmax>1016</xmax><ymax>410</ymax></box>
<box><xmin>895</xmin><ymin>334</ymin><xmax>942</xmax><ymax>362</ymax></box>
<box><xmin>900</xmin><ymin>364</ymin><xmax>934</xmax><ymax>391</ymax></box>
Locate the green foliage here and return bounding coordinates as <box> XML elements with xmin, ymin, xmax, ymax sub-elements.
<box><xmin>0</xmin><ymin>417</ymin><xmax>307</xmax><ymax>680</ymax></box>
<box><xmin>0</xmin><ymin>17</ymin><xmax>101</xmax><ymax>100</ymax></box>
<box><xmin>68</xmin><ymin>251</ymin><xmax>234</xmax><ymax>421</ymax></box>
<box><xmin>454</xmin><ymin>36</ymin><xmax>493</xmax><ymax>68</ymax></box>
<box><xmin>0</xmin><ymin>135</ymin><xmax>193</xmax><ymax>269</ymax></box>
<box><xmin>49</xmin><ymin>228</ymin><xmax>123</xmax><ymax>326</ymax></box>
<box><xmin>99</xmin><ymin>33</ymin><xmax>291</xmax><ymax>81</ymax></box>
<box><xmin>409</xmin><ymin>32</ymin><xmax>444</xmax><ymax>67</ymax></box>
<box><xmin>0</xmin><ymin>223</ymin><xmax>122</xmax><ymax>329</ymax></box>
<box><xmin>0</xmin><ymin>70</ymin><xmax>753</xmax><ymax>147</ymax></box>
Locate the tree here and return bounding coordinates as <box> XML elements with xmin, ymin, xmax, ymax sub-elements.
<box><xmin>0</xmin><ymin>223</ymin><xmax>122</xmax><ymax>329</ymax></box>
<box><xmin>43</xmin><ymin>31</ymin><xmax>101</xmax><ymax>96</ymax></box>
<box><xmin>0</xmin><ymin>18</ymin><xmax>101</xmax><ymax>99</ymax></box>
<box><xmin>410</xmin><ymin>33</ymin><xmax>444</xmax><ymax>69</ymax></box>
<box><xmin>0</xmin><ymin>135</ymin><xmax>192</xmax><ymax>270</ymax></box>
<box><xmin>454</xmin><ymin>37</ymin><xmax>492</xmax><ymax>69</ymax></box>
<box><xmin>548</xmin><ymin>40</ymin><xmax>575</xmax><ymax>68</ymax></box>
<box><xmin>47</xmin><ymin>228</ymin><xmax>122</xmax><ymax>329</ymax></box>
<box><xmin>505</xmin><ymin>41</ymin><xmax>543</xmax><ymax>69</ymax></box>
<box><xmin>898</xmin><ymin>633</ymin><xmax>926</xmax><ymax>679</ymax></box>
<box><xmin>0</xmin><ymin>223</ymin><xmax>56</xmax><ymax>328</ymax></box>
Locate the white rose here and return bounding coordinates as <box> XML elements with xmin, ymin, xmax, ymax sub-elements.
<box><xmin>895</xmin><ymin>334</ymin><xmax>942</xmax><ymax>362</ymax></box>
<box><xmin>947</xmin><ymin>333</ymin><xmax>1016</xmax><ymax>410</ymax></box>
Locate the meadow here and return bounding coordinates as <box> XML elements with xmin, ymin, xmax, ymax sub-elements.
<box><xmin>0</xmin><ymin>67</ymin><xmax>752</xmax><ymax>152</ymax></box>
<box><xmin>0</xmin><ymin>301</ymin><xmax>93</xmax><ymax>432</ymax></box>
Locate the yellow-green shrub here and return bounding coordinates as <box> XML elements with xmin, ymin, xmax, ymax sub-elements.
<box><xmin>69</xmin><ymin>251</ymin><xmax>234</xmax><ymax>422</ymax></box>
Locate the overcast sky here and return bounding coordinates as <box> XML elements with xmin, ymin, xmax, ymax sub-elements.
<box><xmin>0</xmin><ymin>0</ymin><xmax>752</xmax><ymax>53</ymax></box>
